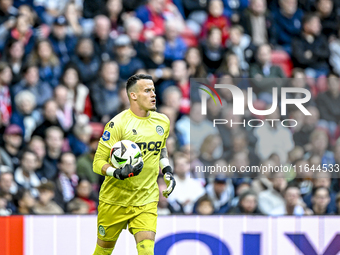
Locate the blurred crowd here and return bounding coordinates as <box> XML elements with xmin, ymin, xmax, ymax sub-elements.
<box><xmin>1</xmin><ymin>0</ymin><xmax>340</xmax><ymax>216</ymax></box>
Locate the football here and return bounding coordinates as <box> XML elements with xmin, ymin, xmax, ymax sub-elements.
<box><xmin>110</xmin><ymin>140</ymin><xmax>141</xmax><ymax>169</ymax></box>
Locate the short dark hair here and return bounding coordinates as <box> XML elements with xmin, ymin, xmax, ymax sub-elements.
<box><xmin>302</xmin><ymin>13</ymin><xmax>318</xmax><ymax>26</ymax></box>
<box><xmin>126</xmin><ymin>74</ymin><xmax>153</xmax><ymax>94</ymax></box>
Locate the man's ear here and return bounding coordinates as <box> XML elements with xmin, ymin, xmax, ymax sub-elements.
<box><xmin>130</xmin><ymin>91</ymin><xmax>137</xmax><ymax>100</ymax></box>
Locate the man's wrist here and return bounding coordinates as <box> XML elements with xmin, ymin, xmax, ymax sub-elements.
<box><xmin>162</xmin><ymin>166</ymin><xmax>173</xmax><ymax>175</ymax></box>
<box><xmin>106</xmin><ymin>166</ymin><xmax>116</xmax><ymax>177</ymax></box>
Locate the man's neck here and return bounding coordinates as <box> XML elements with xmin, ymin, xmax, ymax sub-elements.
<box><xmin>130</xmin><ymin>106</ymin><xmax>150</xmax><ymax>118</ymax></box>
<box><xmin>313</xmin><ymin>205</ymin><xmax>326</xmax><ymax>215</ymax></box>
<box><xmin>47</xmin><ymin>149</ymin><xmax>61</xmax><ymax>159</ymax></box>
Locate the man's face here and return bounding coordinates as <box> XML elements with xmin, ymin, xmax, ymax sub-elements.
<box><xmin>46</xmin><ymin>130</ymin><xmax>63</xmax><ymax>151</ymax></box>
<box><xmin>101</xmin><ymin>62</ymin><xmax>118</xmax><ymax>84</ymax></box>
<box><xmin>4</xmin><ymin>133</ymin><xmax>22</xmax><ymax>148</ymax></box>
<box><xmin>172</xmin><ymin>61</ymin><xmax>187</xmax><ymax>81</ymax></box>
<box><xmin>280</xmin><ymin>0</ymin><xmax>297</xmax><ymax>15</ymax></box>
<box><xmin>313</xmin><ymin>189</ymin><xmax>330</xmax><ymax>208</ymax></box>
<box><xmin>21</xmin><ymin>153</ymin><xmax>37</xmax><ymax>173</ymax></box>
<box><xmin>53</xmin><ymin>25</ymin><xmax>66</xmax><ymax>40</ymax></box>
<box><xmin>29</xmin><ymin>139</ymin><xmax>46</xmax><ymax>160</ymax></box>
<box><xmin>95</xmin><ymin>18</ymin><xmax>111</xmax><ymax>40</ymax></box>
<box><xmin>59</xmin><ymin>154</ymin><xmax>76</xmax><ymax>176</ymax></box>
<box><xmin>241</xmin><ymin>195</ymin><xmax>257</xmax><ymax>213</ymax></box>
<box><xmin>44</xmin><ymin>101</ymin><xmax>58</xmax><ymax>122</ymax></box>
<box><xmin>39</xmin><ymin>189</ymin><xmax>54</xmax><ymax>205</ymax></box>
<box><xmin>174</xmin><ymin>157</ymin><xmax>190</xmax><ymax>176</ymax></box>
<box><xmin>25</xmin><ymin>67</ymin><xmax>39</xmax><ymax>85</ymax></box>
<box><xmin>213</xmin><ymin>182</ymin><xmax>226</xmax><ymax>196</ymax></box>
<box><xmin>285</xmin><ymin>187</ymin><xmax>300</xmax><ymax>206</ymax></box>
<box><xmin>132</xmin><ymin>79</ymin><xmax>157</xmax><ymax>111</ymax></box>
<box><xmin>0</xmin><ymin>173</ymin><xmax>13</xmax><ymax>193</ymax></box>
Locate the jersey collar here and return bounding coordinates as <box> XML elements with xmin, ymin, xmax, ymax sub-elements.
<box><xmin>128</xmin><ymin>109</ymin><xmax>152</xmax><ymax>120</ymax></box>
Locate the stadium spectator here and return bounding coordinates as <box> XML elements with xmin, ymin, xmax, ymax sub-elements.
<box><xmin>60</xmin><ymin>65</ymin><xmax>92</xmax><ymax>119</ymax></box>
<box><xmin>76</xmin><ymin>123</ymin><xmax>104</xmax><ymax>190</ymax></box>
<box><xmin>32</xmin><ymin>99</ymin><xmax>63</xmax><ymax>139</ymax></box>
<box><xmin>228</xmin><ymin>190</ymin><xmax>261</xmax><ymax>215</ymax></box>
<box><xmin>143</xmin><ymin>36</ymin><xmax>173</xmax><ymax>83</ymax></box>
<box><xmin>168</xmin><ymin>152</ymin><xmax>205</xmax><ymax>214</ymax></box>
<box><xmin>316</xmin><ymin>74</ymin><xmax>340</xmax><ymax>134</ymax></box>
<box><xmin>63</xmin><ymin>2</ymin><xmax>86</xmax><ymax>37</ymax></box>
<box><xmin>240</xmin><ymin>0</ymin><xmax>276</xmax><ymax>46</ymax></box>
<box><xmin>204</xmin><ymin>175</ymin><xmax>234</xmax><ymax>213</ymax></box>
<box><xmin>303</xmin><ymin>171</ymin><xmax>337</xmax><ymax>213</ymax></box>
<box><xmin>225</xmin><ymin>25</ymin><xmax>252</xmax><ymax>72</ymax></box>
<box><xmin>92</xmin><ymin>15</ymin><xmax>114</xmax><ymax>62</ymax></box>
<box><xmin>273</xmin><ymin>0</ymin><xmax>303</xmax><ymax>54</ymax></box>
<box><xmin>0</xmin><ymin>124</ymin><xmax>23</xmax><ymax>171</ymax></box>
<box><xmin>194</xmin><ymin>195</ymin><xmax>215</xmax><ymax>215</ymax></box>
<box><xmin>199</xmin><ymin>134</ymin><xmax>223</xmax><ymax>167</ymax></box>
<box><xmin>336</xmin><ymin>192</ymin><xmax>340</xmax><ymax>214</ymax></box>
<box><xmin>90</xmin><ymin>61</ymin><xmax>121</xmax><ymax>123</ymax></box>
<box><xmin>75</xmin><ymin>178</ymin><xmax>97</xmax><ymax>214</ymax></box>
<box><xmin>251</xmin><ymin>159</ymin><xmax>276</xmax><ymax>194</ymax></box>
<box><xmin>0</xmin><ymin>62</ymin><xmax>12</xmax><ymax>125</ymax></box>
<box><xmin>104</xmin><ymin>0</ymin><xmax>124</xmax><ymax>37</ymax></box>
<box><xmin>201</xmin><ymin>27</ymin><xmax>225</xmax><ymax>74</ymax></box>
<box><xmin>311</xmin><ymin>187</ymin><xmax>333</xmax><ymax>214</ymax></box>
<box><xmin>71</xmin><ymin>38</ymin><xmax>101</xmax><ymax>85</ymax></box>
<box><xmin>124</xmin><ymin>17</ymin><xmax>147</xmax><ymax>59</ymax></box>
<box><xmin>254</xmin><ymin>108</ymin><xmax>294</xmax><ymax>163</ymax></box>
<box><xmin>271</xmin><ymin>185</ymin><xmax>306</xmax><ymax>215</ymax></box>
<box><xmin>249</xmin><ymin>44</ymin><xmax>286</xmax><ymax>98</ymax></box>
<box><xmin>48</xmin><ymin>16</ymin><xmax>77</xmax><ymax>65</ymax></box>
<box><xmin>1</xmin><ymin>39</ymin><xmax>25</xmax><ymax>85</ymax></box>
<box><xmin>28</xmin><ymin>39</ymin><xmax>62</xmax><ymax>88</ymax></box>
<box><xmin>184</xmin><ymin>47</ymin><xmax>207</xmax><ymax>78</ymax></box>
<box><xmin>258</xmin><ymin>172</ymin><xmax>287</xmax><ymax>215</ymax></box>
<box><xmin>114</xmin><ymin>34</ymin><xmax>145</xmax><ymax>81</ymax></box>
<box><xmin>304</xmin><ymin>129</ymin><xmax>335</xmax><ymax>166</ymax></box>
<box><xmin>28</xmin><ymin>136</ymin><xmax>55</xmax><ymax>180</ymax></box>
<box><xmin>55</xmin><ymin>152</ymin><xmax>79</xmax><ymax>210</ymax></box>
<box><xmin>44</xmin><ymin>126</ymin><xmax>64</xmax><ymax>177</ymax></box>
<box><xmin>292</xmin><ymin>14</ymin><xmax>330</xmax><ymax>79</ymax></box>
<box><xmin>54</xmin><ymin>85</ymin><xmax>74</xmax><ymax>132</ymax></box>
<box><xmin>33</xmin><ymin>181</ymin><xmax>64</xmax><ymax>214</ymax></box>
<box><xmin>11</xmin><ymin>90</ymin><xmax>41</xmax><ymax>142</ymax></box>
<box><xmin>7</xmin><ymin>14</ymin><xmax>35</xmax><ymax>55</ymax></box>
<box><xmin>316</xmin><ymin>0</ymin><xmax>338</xmax><ymax>39</ymax></box>
<box><xmin>68</xmin><ymin>122</ymin><xmax>92</xmax><ymax>157</ymax></box>
<box><xmin>11</xmin><ymin>64</ymin><xmax>53</xmax><ymax>110</ymax></box>
<box><xmin>222</xmin><ymin>0</ymin><xmax>249</xmax><ymax>22</ymax></box>
<box><xmin>0</xmin><ymin>192</ymin><xmax>11</xmax><ymax>215</ymax></box>
<box><xmin>67</xmin><ymin>197</ymin><xmax>90</xmax><ymax>214</ymax></box>
<box><xmin>164</xmin><ymin>19</ymin><xmax>187</xmax><ymax>61</ymax></box>
<box><xmin>157</xmin><ymin>175</ymin><xmax>184</xmax><ymax>215</ymax></box>
<box><xmin>201</xmin><ymin>0</ymin><xmax>229</xmax><ymax>45</ymax></box>
<box><xmin>13</xmin><ymin>189</ymin><xmax>36</xmax><ymax>214</ymax></box>
<box><xmin>0</xmin><ymin>171</ymin><xmax>17</xmax><ymax>213</ymax></box>
<box><xmin>293</xmin><ymin>106</ymin><xmax>320</xmax><ymax>148</ymax></box>
<box><xmin>14</xmin><ymin>150</ymin><xmax>40</xmax><ymax>197</ymax></box>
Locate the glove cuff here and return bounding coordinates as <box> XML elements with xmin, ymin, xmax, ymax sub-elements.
<box><xmin>162</xmin><ymin>166</ymin><xmax>173</xmax><ymax>175</ymax></box>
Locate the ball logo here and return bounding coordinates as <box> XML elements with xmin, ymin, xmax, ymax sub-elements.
<box><xmin>156</xmin><ymin>125</ymin><xmax>164</xmax><ymax>136</ymax></box>
<box><xmin>98</xmin><ymin>225</ymin><xmax>105</xmax><ymax>236</ymax></box>
<box><xmin>131</xmin><ymin>144</ymin><xmax>136</xmax><ymax>149</ymax></box>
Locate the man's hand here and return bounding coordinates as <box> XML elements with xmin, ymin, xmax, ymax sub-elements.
<box><xmin>113</xmin><ymin>157</ymin><xmax>143</xmax><ymax>180</ymax></box>
<box><xmin>162</xmin><ymin>172</ymin><xmax>176</xmax><ymax>198</ymax></box>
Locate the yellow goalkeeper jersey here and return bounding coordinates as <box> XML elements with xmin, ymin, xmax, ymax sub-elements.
<box><xmin>93</xmin><ymin>109</ymin><xmax>170</xmax><ymax>207</ymax></box>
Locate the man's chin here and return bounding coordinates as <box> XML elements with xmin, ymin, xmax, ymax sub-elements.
<box><xmin>149</xmin><ymin>106</ymin><xmax>157</xmax><ymax>111</ymax></box>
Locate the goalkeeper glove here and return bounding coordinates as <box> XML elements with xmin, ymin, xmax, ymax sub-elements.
<box><xmin>112</xmin><ymin>157</ymin><xmax>144</xmax><ymax>180</ymax></box>
<box><xmin>162</xmin><ymin>166</ymin><xmax>176</xmax><ymax>198</ymax></box>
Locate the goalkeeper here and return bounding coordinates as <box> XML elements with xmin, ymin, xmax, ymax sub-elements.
<box><xmin>92</xmin><ymin>74</ymin><xmax>176</xmax><ymax>255</ymax></box>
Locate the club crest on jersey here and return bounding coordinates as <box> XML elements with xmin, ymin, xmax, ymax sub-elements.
<box><xmin>156</xmin><ymin>125</ymin><xmax>164</xmax><ymax>136</ymax></box>
<box><xmin>98</xmin><ymin>225</ymin><xmax>105</xmax><ymax>236</ymax></box>
<box><xmin>102</xmin><ymin>131</ymin><xmax>110</xmax><ymax>141</ymax></box>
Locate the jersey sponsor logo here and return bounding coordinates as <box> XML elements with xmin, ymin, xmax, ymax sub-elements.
<box><xmin>98</xmin><ymin>225</ymin><xmax>105</xmax><ymax>236</ymax></box>
<box><xmin>156</xmin><ymin>125</ymin><xmax>164</xmax><ymax>136</ymax></box>
<box><xmin>132</xmin><ymin>129</ymin><xmax>137</xmax><ymax>135</ymax></box>
<box><xmin>136</xmin><ymin>141</ymin><xmax>162</xmax><ymax>155</ymax></box>
<box><xmin>109</xmin><ymin>122</ymin><xmax>114</xmax><ymax>128</ymax></box>
<box><xmin>102</xmin><ymin>131</ymin><xmax>110</xmax><ymax>141</ymax></box>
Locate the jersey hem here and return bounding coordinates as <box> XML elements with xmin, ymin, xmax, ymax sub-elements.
<box><xmin>99</xmin><ymin>197</ymin><xmax>159</xmax><ymax>207</ymax></box>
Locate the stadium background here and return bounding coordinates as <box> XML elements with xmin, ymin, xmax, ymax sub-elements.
<box><xmin>1</xmin><ymin>0</ymin><xmax>340</xmax><ymax>254</ymax></box>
